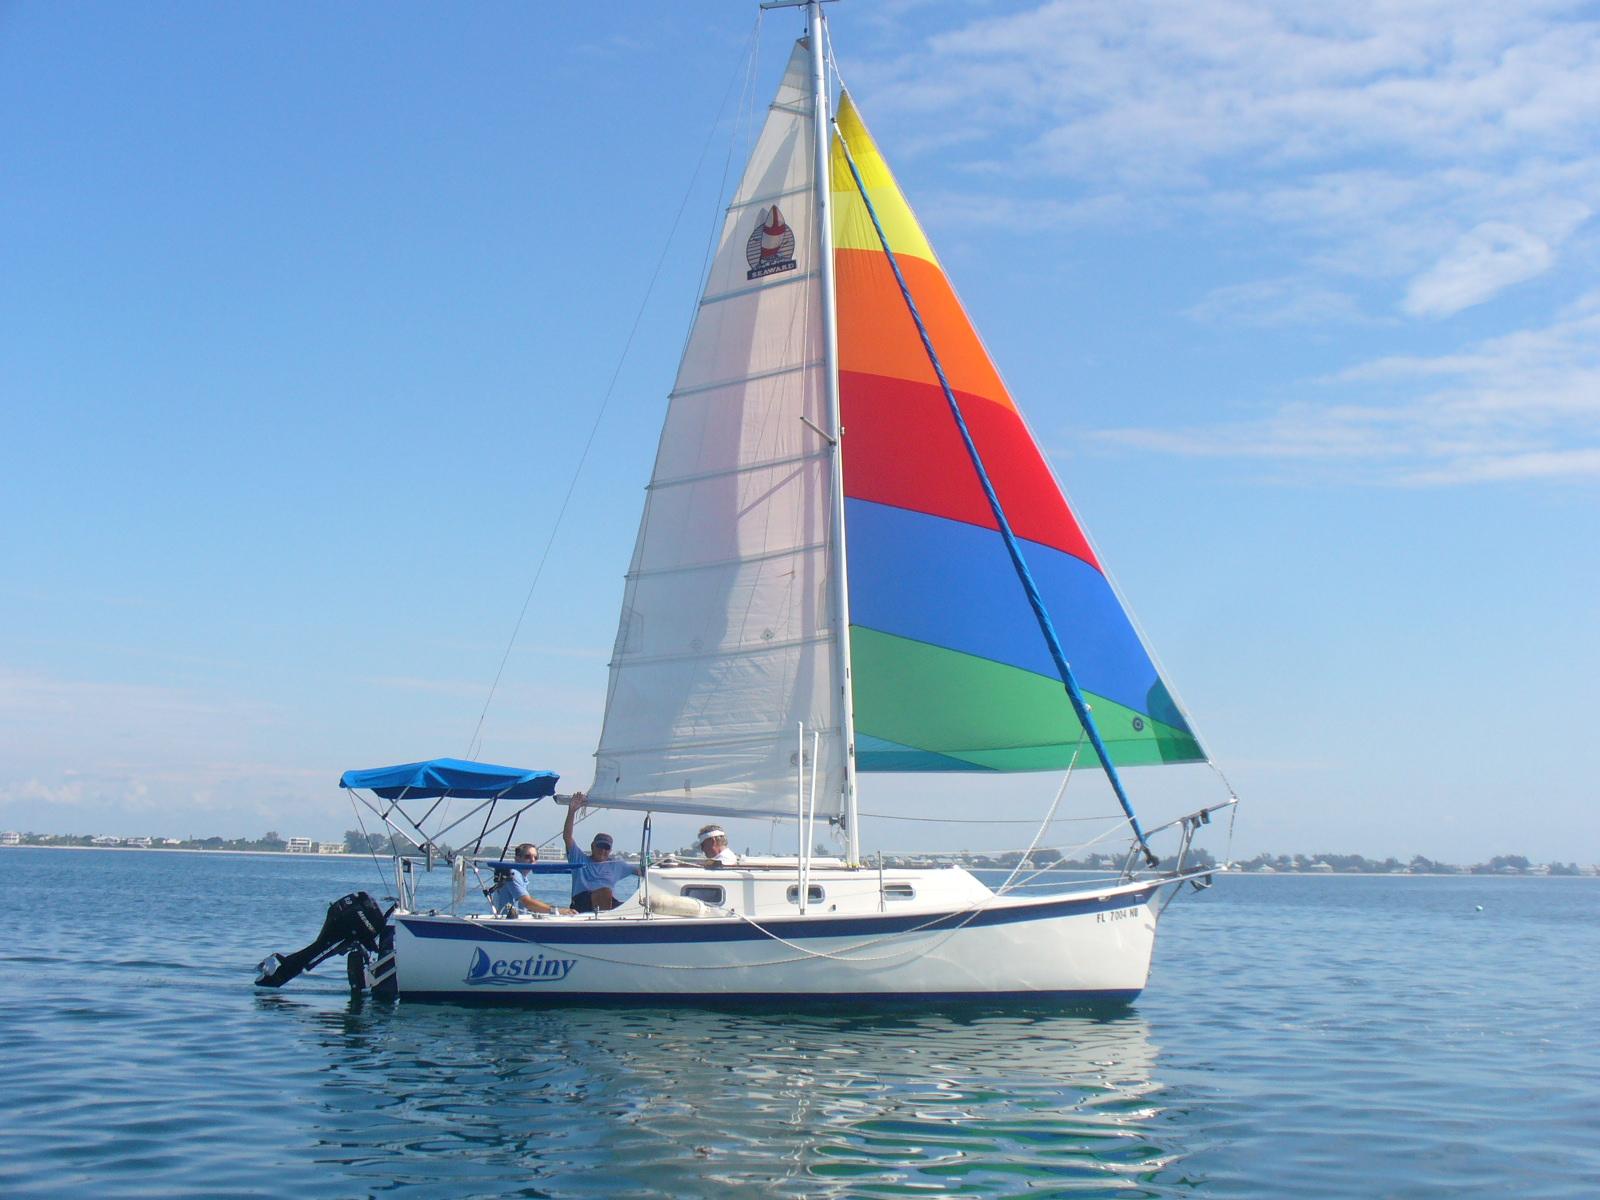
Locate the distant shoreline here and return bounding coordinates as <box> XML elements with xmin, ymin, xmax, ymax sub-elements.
<box><xmin>1</xmin><ymin>843</ymin><xmax>371</xmax><ymax>860</ymax></box>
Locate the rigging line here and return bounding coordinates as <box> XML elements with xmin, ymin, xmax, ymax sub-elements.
<box><xmin>347</xmin><ymin>790</ymin><xmax>395</xmax><ymax>899</ymax></box>
<box><xmin>464</xmin><ymin>23</ymin><xmax>764</xmax><ymax>764</ymax></box>
<box><xmin>1210</xmin><ymin>759</ymin><xmax>1242</xmax><ymax>805</ymax></box>
<box><xmin>832</xmin><ymin>125</ymin><xmax>1160</xmax><ymax>869</ymax></box>
<box><xmin>1008</xmin><ymin>816</ymin><xmax>1139</xmax><ymax>892</ymax></box>
<box><xmin>1224</xmin><ymin>789</ymin><xmax>1239</xmax><ymax>867</ymax></box>
<box><xmin>1000</xmin><ymin>874</ymin><xmax>1126</xmax><ymax>890</ymax></box>
<box><xmin>999</xmin><ymin>732</ymin><xmax>1083</xmax><ymax>894</ymax></box>
<box><xmin>858</xmin><ymin>811</ymin><xmax>1122</xmax><ymax>824</ymax></box>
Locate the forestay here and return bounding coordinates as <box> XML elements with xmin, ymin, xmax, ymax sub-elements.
<box><xmin>590</xmin><ymin>42</ymin><xmax>844</xmax><ymax>820</ymax></box>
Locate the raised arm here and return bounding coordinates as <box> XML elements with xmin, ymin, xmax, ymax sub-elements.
<box><xmin>562</xmin><ymin>791</ymin><xmax>586</xmax><ymax>852</ymax></box>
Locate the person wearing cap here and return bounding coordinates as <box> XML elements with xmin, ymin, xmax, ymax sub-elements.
<box><xmin>697</xmin><ymin>824</ymin><xmax>739</xmax><ymax>867</ymax></box>
<box><xmin>562</xmin><ymin>792</ymin><xmax>642</xmax><ymax>912</ymax></box>
<box><xmin>490</xmin><ymin>843</ymin><xmax>576</xmax><ymax>916</ymax></box>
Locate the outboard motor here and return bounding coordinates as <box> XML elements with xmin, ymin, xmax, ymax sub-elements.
<box><xmin>255</xmin><ymin>892</ymin><xmax>388</xmax><ymax>989</ymax></box>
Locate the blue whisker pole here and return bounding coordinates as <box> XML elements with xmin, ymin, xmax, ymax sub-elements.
<box><xmin>835</xmin><ymin>124</ymin><xmax>1159</xmax><ymax>868</ymax></box>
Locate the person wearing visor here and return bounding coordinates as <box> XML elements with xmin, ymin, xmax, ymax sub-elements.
<box><xmin>490</xmin><ymin>843</ymin><xmax>576</xmax><ymax>916</ymax></box>
<box><xmin>562</xmin><ymin>793</ymin><xmax>642</xmax><ymax>913</ymax></box>
<box><xmin>697</xmin><ymin>824</ymin><xmax>739</xmax><ymax>867</ymax></box>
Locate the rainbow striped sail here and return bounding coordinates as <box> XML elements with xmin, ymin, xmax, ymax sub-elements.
<box><xmin>831</xmin><ymin>94</ymin><xmax>1205</xmax><ymax>774</ymax></box>
<box><xmin>590</xmin><ymin>44</ymin><xmax>1201</xmax><ymax>821</ymax></box>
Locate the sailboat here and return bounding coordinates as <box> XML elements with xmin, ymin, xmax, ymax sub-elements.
<box><xmin>257</xmin><ymin>0</ymin><xmax>1233</xmax><ymax>1005</ymax></box>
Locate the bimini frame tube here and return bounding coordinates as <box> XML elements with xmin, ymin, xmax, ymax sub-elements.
<box><xmin>833</xmin><ymin>127</ymin><xmax>1160</xmax><ymax>868</ymax></box>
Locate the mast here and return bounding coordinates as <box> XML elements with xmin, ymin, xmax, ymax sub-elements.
<box><xmin>804</xmin><ymin>0</ymin><xmax>859</xmax><ymax>864</ymax></box>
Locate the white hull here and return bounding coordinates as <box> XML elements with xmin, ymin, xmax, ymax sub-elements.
<box><xmin>390</xmin><ymin>875</ymin><xmax>1161</xmax><ymax>1004</ymax></box>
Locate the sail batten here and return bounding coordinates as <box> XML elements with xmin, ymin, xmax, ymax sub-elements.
<box><xmin>668</xmin><ymin>359</ymin><xmax>822</xmax><ymax>401</ymax></box>
<box><xmin>647</xmin><ymin>450</ymin><xmax>827</xmax><ymax>492</ymax></box>
<box><xmin>699</xmin><ymin>269</ymin><xmax>819</xmax><ymax>309</ymax></box>
<box><xmin>612</xmin><ymin>631</ymin><xmax>833</xmax><ymax>670</ymax></box>
<box><xmin>728</xmin><ymin>185</ymin><xmax>813</xmax><ymax>212</ymax></box>
<box><xmin>626</xmin><ymin>541</ymin><xmax>829</xmax><ymax>583</ymax></box>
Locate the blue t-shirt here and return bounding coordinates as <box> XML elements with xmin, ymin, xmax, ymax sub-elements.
<box><xmin>490</xmin><ymin>867</ymin><xmax>534</xmax><ymax>912</ymax></box>
<box><xmin>566</xmin><ymin>846</ymin><xmax>638</xmax><ymax>897</ymax></box>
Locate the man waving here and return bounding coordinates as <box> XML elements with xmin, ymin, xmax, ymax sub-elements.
<box><xmin>561</xmin><ymin>793</ymin><xmax>643</xmax><ymax>913</ymax></box>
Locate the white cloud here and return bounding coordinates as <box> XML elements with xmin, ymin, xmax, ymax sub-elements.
<box><xmin>1403</xmin><ymin>222</ymin><xmax>1556</xmax><ymax>317</ymax></box>
<box><xmin>1092</xmin><ymin>294</ymin><xmax>1600</xmax><ymax>483</ymax></box>
<box><xmin>1185</xmin><ymin>277</ymin><xmax>1376</xmax><ymax>327</ymax></box>
<box><xmin>849</xmin><ymin>1</ymin><xmax>1600</xmax><ymax>313</ymax></box>
<box><xmin>1404</xmin><ymin>202</ymin><xmax>1592</xmax><ymax>316</ymax></box>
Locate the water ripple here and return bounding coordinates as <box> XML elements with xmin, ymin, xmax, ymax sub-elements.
<box><xmin>1</xmin><ymin>851</ymin><xmax>1597</xmax><ymax>1197</ymax></box>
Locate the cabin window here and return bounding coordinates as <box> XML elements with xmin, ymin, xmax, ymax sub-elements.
<box><xmin>786</xmin><ymin>884</ymin><xmax>825</xmax><ymax>904</ymax></box>
<box><xmin>681</xmin><ymin>885</ymin><xmax>726</xmax><ymax>905</ymax></box>
<box><xmin>883</xmin><ymin>883</ymin><xmax>915</xmax><ymax>901</ymax></box>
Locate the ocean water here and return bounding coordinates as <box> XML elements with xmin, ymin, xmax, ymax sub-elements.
<box><xmin>1</xmin><ymin>848</ymin><xmax>1595</xmax><ymax>1198</ymax></box>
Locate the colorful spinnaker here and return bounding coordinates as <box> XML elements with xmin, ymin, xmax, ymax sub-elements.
<box><xmin>831</xmin><ymin>93</ymin><xmax>1205</xmax><ymax>773</ymax></box>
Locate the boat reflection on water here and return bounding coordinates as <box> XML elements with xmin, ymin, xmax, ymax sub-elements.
<box><xmin>271</xmin><ymin>994</ymin><xmax>1176</xmax><ymax>1197</ymax></box>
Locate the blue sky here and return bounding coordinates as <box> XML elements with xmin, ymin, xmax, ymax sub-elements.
<box><xmin>3</xmin><ymin>1</ymin><xmax>1596</xmax><ymax>863</ymax></box>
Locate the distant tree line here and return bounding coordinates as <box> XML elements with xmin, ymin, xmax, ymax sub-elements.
<box><xmin>1234</xmin><ymin>851</ymin><xmax>1588</xmax><ymax>875</ymax></box>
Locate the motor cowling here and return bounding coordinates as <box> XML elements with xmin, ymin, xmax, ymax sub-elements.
<box><xmin>255</xmin><ymin>892</ymin><xmax>388</xmax><ymax>988</ymax></box>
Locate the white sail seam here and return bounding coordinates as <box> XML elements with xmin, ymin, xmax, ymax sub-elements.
<box><xmin>769</xmin><ymin>100</ymin><xmax>811</xmax><ymax>117</ymax></box>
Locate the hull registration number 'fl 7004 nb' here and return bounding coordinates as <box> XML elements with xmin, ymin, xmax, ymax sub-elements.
<box><xmin>464</xmin><ymin>947</ymin><xmax>576</xmax><ymax>985</ymax></box>
<box><xmin>1097</xmin><ymin>907</ymin><xmax>1141</xmax><ymax>924</ymax></box>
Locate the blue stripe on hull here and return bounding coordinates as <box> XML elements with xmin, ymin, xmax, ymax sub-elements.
<box><xmin>397</xmin><ymin>989</ymin><xmax>1144</xmax><ymax>1009</ymax></box>
<box><xmin>396</xmin><ymin>887</ymin><xmax>1154</xmax><ymax>947</ymax></box>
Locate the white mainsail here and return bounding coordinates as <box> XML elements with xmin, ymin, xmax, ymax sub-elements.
<box><xmin>590</xmin><ymin>42</ymin><xmax>844</xmax><ymax>820</ymax></box>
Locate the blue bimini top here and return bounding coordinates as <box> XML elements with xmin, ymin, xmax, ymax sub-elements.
<box><xmin>337</xmin><ymin>758</ymin><xmax>559</xmax><ymax>801</ymax></box>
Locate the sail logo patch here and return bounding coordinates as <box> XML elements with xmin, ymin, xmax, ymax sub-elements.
<box><xmin>464</xmin><ymin>946</ymin><xmax>575</xmax><ymax>985</ymax></box>
<box><xmin>746</xmin><ymin>205</ymin><xmax>797</xmax><ymax>279</ymax></box>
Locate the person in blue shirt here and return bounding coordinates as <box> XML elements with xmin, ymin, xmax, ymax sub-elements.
<box><xmin>562</xmin><ymin>794</ymin><xmax>643</xmax><ymax>913</ymax></box>
<box><xmin>490</xmin><ymin>843</ymin><xmax>575</xmax><ymax>916</ymax></box>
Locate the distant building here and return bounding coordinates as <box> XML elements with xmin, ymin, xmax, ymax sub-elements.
<box><xmin>285</xmin><ymin>837</ymin><xmax>316</xmax><ymax>854</ymax></box>
<box><xmin>0</xmin><ymin>831</ymin><xmax>20</xmax><ymax>846</ymax></box>
<box><xmin>125</xmin><ymin>836</ymin><xmax>151</xmax><ymax>848</ymax></box>
<box><xmin>1308</xmin><ymin>861</ymin><xmax>1334</xmax><ymax>873</ymax></box>
<box><xmin>317</xmin><ymin>843</ymin><xmax>344</xmax><ymax>855</ymax></box>
<box><xmin>92</xmin><ymin>835</ymin><xmax>121</xmax><ymax>846</ymax></box>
